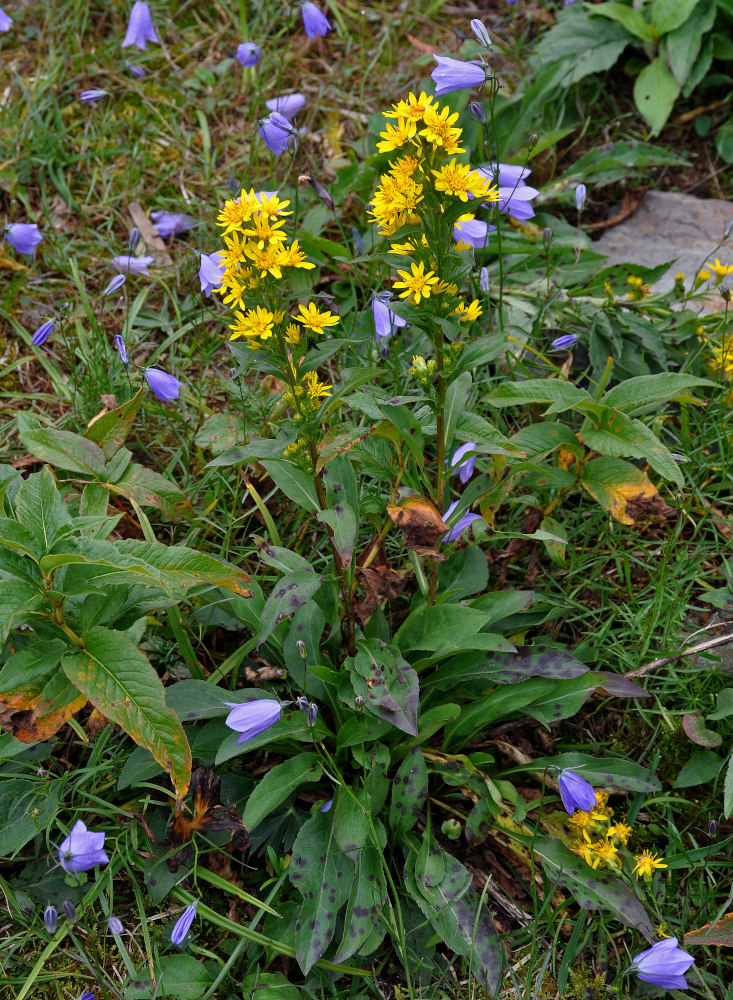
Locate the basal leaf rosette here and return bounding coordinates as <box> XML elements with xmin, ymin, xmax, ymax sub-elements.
<box><xmin>369</xmin><ymin>92</ymin><xmax>498</xmax><ymax>342</ymax></box>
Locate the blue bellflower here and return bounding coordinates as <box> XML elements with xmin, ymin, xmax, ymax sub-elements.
<box><xmin>453</xmin><ymin>216</ymin><xmax>493</xmax><ymax>250</ymax></box>
<box><xmin>58</xmin><ymin>820</ymin><xmax>110</xmax><ymax>873</ymax></box>
<box><xmin>236</xmin><ymin>42</ymin><xmax>261</xmax><ymax>67</ymax></box>
<box><xmin>127</xmin><ymin>62</ymin><xmax>146</xmax><ymax>77</ymax></box>
<box><xmin>224</xmin><ymin>699</ymin><xmax>281</xmax><ymax>745</ymax></box>
<box><xmin>103</xmin><ymin>274</ymin><xmax>127</xmax><ymax>296</ymax></box>
<box><xmin>5</xmin><ymin>222</ymin><xmax>43</xmax><ymax>256</ymax></box>
<box><xmin>144</xmin><ymin>367</ymin><xmax>182</xmax><ymax>402</ymax></box>
<box><xmin>496</xmin><ymin>185</ymin><xmax>540</xmax><ymax>222</ymax></box>
<box><xmin>121</xmin><ymin>1</ymin><xmax>159</xmax><ymax>50</ymax></box>
<box><xmin>113</xmin><ymin>335</ymin><xmax>129</xmax><ymax>363</ymax></box>
<box><xmin>551</xmin><ymin>334</ymin><xmax>578</xmax><ymax>350</ymax></box>
<box><xmin>432</xmin><ymin>55</ymin><xmax>486</xmax><ymax>96</ymax></box>
<box><xmin>443</xmin><ymin>500</ymin><xmax>483</xmax><ymax>543</ymax></box>
<box><xmin>301</xmin><ymin>2</ymin><xmax>331</xmax><ymax>40</ymax></box>
<box><xmin>0</xmin><ymin>6</ymin><xmax>12</xmax><ymax>31</ymax></box>
<box><xmin>447</xmin><ymin>442</ymin><xmax>477</xmax><ymax>484</ymax></box>
<box><xmin>258</xmin><ymin>112</ymin><xmax>297</xmax><ymax>156</ymax></box>
<box><xmin>557</xmin><ymin>769</ymin><xmax>597</xmax><ymax>815</ymax></box>
<box><xmin>372</xmin><ymin>293</ymin><xmax>407</xmax><ymax>342</ymax></box>
<box><xmin>62</xmin><ymin>900</ymin><xmax>78</xmax><ymax>924</ymax></box>
<box><xmin>485</xmin><ymin>162</ymin><xmax>531</xmax><ymax>188</ymax></box>
<box><xmin>111</xmin><ymin>254</ymin><xmax>154</xmax><ymax>275</ymax></box>
<box><xmin>198</xmin><ymin>251</ymin><xmax>225</xmax><ymax>295</ymax></box>
<box><xmin>32</xmin><ymin>319</ymin><xmax>55</xmax><ymax>347</ymax></box>
<box><xmin>479</xmin><ymin>266</ymin><xmax>490</xmax><ymax>293</ymax></box>
<box><xmin>265</xmin><ymin>93</ymin><xmax>306</xmax><ymax>118</ymax></box>
<box><xmin>80</xmin><ymin>90</ymin><xmax>109</xmax><ymax>102</ymax></box>
<box><xmin>170</xmin><ymin>900</ymin><xmax>198</xmax><ymax>946</ymax></box>
<box><xmin>150</xmin><ymin>210</ymin><xmax>195</xmax><ymax>238</ymax></box>
<box><xmin>630</xmin><ymin>937</ymin><xmax>695</xmax><ymax>990</ymax></box>
<box><xmin>575</xmin><ymin>183</ymin><xmax>587</xmax><ymax>212</ymax></box>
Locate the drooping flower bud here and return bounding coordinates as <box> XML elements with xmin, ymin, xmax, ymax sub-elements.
<box><xmin>575</xmin><ymin>183</ymin><xmax>586</xmax><ymax>212</ymax></box>
<box><xmin>470</xmin><ymin>18</ymin><xmax>492</xmax><ymax>48</ymax></box>
<box><xmin>44</xmin><ymin>905</ymin><xmax>58</xmax><ymax>933</ymax></box>
<box><xmin>543</xmin><ymin>227</ymin><xmax>552</xmax><ymax>247</ymax></box>
<box><xmin>128</xmin><ymin>227</ymin><xmax>141</xmax><ymax>252</ymax></box>
<box><xmin>62</xmin><ymin>900</ymin><xmax>78</xmax><ymax>925</ymax></box>
<box><xmin>468</xmin><ymin>101</ymin><xmax>486</xmax><ymax>124</ymax></box>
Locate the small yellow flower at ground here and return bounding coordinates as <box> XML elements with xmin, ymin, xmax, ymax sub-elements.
<box><xmin>275</xmin><ymin>239</ymin><xmax>316</xmax><ymax>270</ymax></box>
<box><xmin>303</xmin><ymin>370</ymin><xmax>332</xmax><ymax>400</ymax></box>
<box><xmin>453</xmin><ymin>299</ymin><xmax>482</xmax><ymax>323</ymax></box>
<box><xmin>432</xmin><ymin>160</ymin><xmax>495</xmax><ymax>202</ymax></box>
<box><xmin>607</xmin><ymin>820</ymin><xmax>633</xmax><ymax>845</ymax></box>
<box><xmin>377</xmin><ymin>117</ymin><xmax>417</xmax><ymax>154</ymax></box>
<box><xmin>253</xmin><ymin>192</ymin><xmax>291</xmax><ymax>219</ymax></box>
<box><xmin>626</xmin><ymin>275</ymin><xmax>649</xmax><ymax>298</ymax></box>
<box><xmin>590</xmin><ymin>839</ymin><xmax>621</xmax><ymax>869</ymax></box>
<box><xmin>384</xmin><ymin>91</ymin><xmax>436</xmax><ymax>122</ymax></box>
<box><xmin>284</xmin><ymin>323</ymin><xmax>301</xmax><ymax>345</ymax></box>
<box><xmin>419</xmin><ymin>104</ymin><xmax>464</xmax><ymax>153</ymax></box>
<box><xmin>294</xmin><ymin>302</ymin><xmax>340</xmax><ymax>334</ymax></box>
<box><xmin>228</xmin><ymin>305</ymin><xmax>276</xmax><ymax>342</ymax></box>
<box><xmin>220</xmin><ymin>277</ymin><xmax>249</xmax><ymax>310</ymax></box>
<box><xmin>632</xmin><ymin>850</ymin><xmax>668</xmax><ymax>879</ymax></box>
<box><xmin>393</xmin><ymin>261</ymin><xmax>439</xmax><ymax>304</ymax></box>
<box><xmin>603</xmin><ymin>281</ymin><xmax>615</xmax><ymax>299</ymax></box>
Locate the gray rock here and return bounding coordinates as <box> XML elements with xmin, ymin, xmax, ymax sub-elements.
<box><xmin>594</xmin><ymin>191</ymin><xmax>733</xmax><ymax>295</ymax></box>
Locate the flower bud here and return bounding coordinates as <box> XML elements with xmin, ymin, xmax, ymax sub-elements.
<box><xmin>721</xmin><ymin>286</ymin><xmax>731</xmax><ymax>303</ymax></box>
<box><xmin>286</xmin><ymin>135</ymin><xmax>299</xmax><ymax>156</ymax></box>
<box><xmin>295</xmin><ymin>695</ymin><xmax>310</xmax><ymax>712</ymax></box>
<box><xmin>543</xmin><ymin>227</ymin><xmax>552</xmax><ymax>247</ymax></box>
<box><xmin>295</xmin><ymin>639</ymin><xmax>307</xmax><ymax>659</ymax></box>
<box><xmin>128</xmin><ymin>227</ymin><xmax>141</xmax><ymax>252</ymax></box>
<box><xmin>108</xmin><ymin>915</ymin><xmax>124</xmax><ymax>935</ymax></box>
<box><xmin>468</xmin><ymin>101</ymin><xmax>486</xmax><ymax>124</ymax></box>
<box><xmin>470</xmin><ymin>18</ymin><xmax>492</xmax><ymax>47</ymax></box>
<box><xmin>62</xmin><ymin>900</ymin><xmax>78</xmax><ymax>924</ymax></box>
<box><xmin>354</xmin><ymin>694</ymin><xmax>365</xmax><ymax>709</ymax></box>
<box><xmin>709</xmin><ymin>818</ymin><xmax>719</xmax><ymax>837</ymax></box>
<box><xmin>528</xmin><ymin>133</ymin><xmax>539</xmax><ymax>150</ymax></box>
<box><xmin>575</xmin><ymin>183</ymin><xmax>586</xmax><ymax>212</ymax></box>
<box><xmin>308</xmin><ymin>174</ymin><xmax>335</xmax><ymax>210</ymax></box>
<box><xmin>307</xmin><ymin>703</ymin><xmax>318</xmax><ymax>726</ymax></box>
<box><xmin>44</xmin><ymin>904</ymin><xmax>58</xmax><ymax>933</ymax></box>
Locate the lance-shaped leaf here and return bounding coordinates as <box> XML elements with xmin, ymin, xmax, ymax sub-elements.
<box><xmin>0</xmin><ymin>580</ymin><xmax>45</xmax><ymax>644</ymax></box>
<box><xmin>62</xmin><ymin>627</ymin><xmax>192</xmax><ymax>798</ymax></box>
<box><xmin>389</xmin><ymin>747</ymin><xmax>428</xmax><ymax>835</ymax></box>
<box><xmin>252</xmin><ymin>535</ymin><xmax>313</xmax><ymax>574</ymax></box>
<box><xmin>486</xmin><ymin>379</ymin><xmax>589</xmax><ymax>414</ymax></box>
<box><xmin>317</xmin><ymin>504</ymin><xmax>356</xmax><ymax>569</ymax></box>
<box><xmin>684</xmin><ymin>912</ymin><xmax>733</xmax><ymax>948</ymax></box>
<box><xmin>258</xmin><ymin>571</ymin><xmax>325</xmax><ymax>647</ymax></box>
<box><xmin>333</xmin><ymin>788</ymin><xmax>370</xmax><ymax>859</ymax></box>
<box><xmin>242</xmin><ymin>753</ymin><xmax>322</xmax><ymax>833</ymax></box>
<box><xmin>14</xmin><ymin>466</ymin><xmax>71</xmax><ymax>552</ymax></box>
<box><xmin>521</xmin><ymin>752</ymin><xmax>661</xmax><ymax>793</ymax></box>
<box><xmin>443</xmin><ymin>372</ymin><xmax>472</xmax><ymax>454</ymax></box>
<box><xmin>578</xmin><ymin>403</ymin><xmax>683</xmax><ymax>485</ymax></box>
<box><xmin>344</xmin><ymin>639</ymin><xmax>419</xmax><ymax>736</ymax></box>
<box><xmin>20</xmin><ymin>428</ymin><xmax>107</xmax><ymax>476</ymax></box>
<box><xmin>261</xmin><ymin>460</ymin><xmax>319</xmax><ymax>512</ymax></box>
<box><xmin>683</xmin><ymin>712</ymin><xmax>722</xmax><ymax>748</ymax></box>
<box><xmin>289</xmin><ymin>810</ymin><xmax>355</xmax><ymax>974</ymax></box>
<box><xmin>534</xmin><ymin>836</ymin><xmax>654</xmax><ymax>940</ymax></box>
<box><xmin>0</xmin><ymin>640</ymin><xmax>69</xmax><ymax>706</ymax></box>
<box><xmin>110</xmin><ymin>463</ymin><xmax>194</xmax><ymax>520</ymax></box>
<box><xmin>333</xmin><ymin>845</ymin><xmax>387</xmax><ymax>964</ymax></box>
<box><xmin>85</xmin><ymin>387</ymin><xmax>144</xmax><ymax>458</ymax></box>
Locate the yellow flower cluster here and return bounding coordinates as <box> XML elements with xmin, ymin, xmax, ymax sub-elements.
<box><xmin>569</xmin><ymin>793</ymin><xmax>667</xmax><ymax>879</ymax></box>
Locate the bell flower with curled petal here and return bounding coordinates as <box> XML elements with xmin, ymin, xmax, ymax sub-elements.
<box><xmin>0</xmin><ymin>7</ymin><xmax>12</xmax><ymax>31</ymax></box>
<box><xmin>442</xmin><ymin>499</ymin><xmax>483</xmax><ymax>543</ymax></box>
<box><xmin>630</xmin><ymin>937</ymin><xmax>695</xmax><ymax>990</ymax></box>
<box><xmin>144</xmin><ymin>367</ymin><xmax>182</xmax><ymax>403</ymax></box>
<box><xmin>170</xmin><ymin>900</ymin><xmax>198</xmax><ymax>946</ymax></box>
<box><xmin>301</xmin><ymin>2</ymin><xmax>331</xmax><ymax>39</ymax></box>
<box><xmin>447</xmin><ymin>442</ymin><xmax>477</xmax><ymax>484</ymax></box>
<box><xmin>265</xmin><ymin>93</ymin><xmax>306</xmax><ymax>118</ymax></box>
<box><xmin>557</xmin><ymin>768</ymin><xmax>597</xmax><ymax>815</ymax></box>
<box><xmin>258</xmin><ymin>112</ymin><xmax>297</xmax><ymax>156</ymax></box>
<box><xmin>58</xmin><ymin>820</ymin><xmax>109</xmax><ymax>873</ymax></box>
<box><xmin>432</xmin><ymin>55</ymin><xmax>486</xmax><ymax>96</ymax></box>
<box><xmin>150</xmin><ymin>211</ymin><xmax>195</xmax><ymax>238</ymax></box>
<box><xmin>111</xmin><ymin>254</ymin><xmax>153</xmax><ymax>275</ymax></box>
<box><xmin>236</xmin><ymin>42</ymin><xmax>261</xmax><ymax>67</ymax></box>
<box><xmin>224</xmin><ymin>699</ymin><xmax>281</xmax><ymax>745</ymax></box>
<box><xmin>372</xmin><ymin>292</ymin><xmax>407</xmax><ymax>342</ymax></box>
<box><xmin>121</xmin><ymin>1</ymin><xmax>159</xmax><ymax>50</ymax></box>
<box><xmin>198</xmin><ymin>251</ymin><xmax>225</xmax><ymax>295</ymax></box>
<box><xmin>496</xmin><ymin>184</ymin><xmax>539</xmax><ymax>222</ymax></box>
<box><xmin>5</xmin><ymin>222</ymin><xmax>43</xmax><ymax>256</ymax></box>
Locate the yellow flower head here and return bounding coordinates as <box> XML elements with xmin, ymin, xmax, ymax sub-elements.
<box><xmin>275</xmin><ymin>239</ymin><xmax>316</xmax><ymax>270</ymax></box>
<box><xmin>432</xmin><ymin>160</ymin><xmax>496</xmax><ymax>202</ymax></box>
<box><xmin>632</xmin><ymin>850</ymin><xmax>668</xmax><ymax>880</ymax></box>
<box><xmin>568</xmin><ymin>810</ymin><xmax>592</xmax><ymax>831</ymax></box>
<box><xmin>607</xmin><ymin>820</ymin><xmax>633</xmax><ymax>845</ymax></box>
<box><xmin>419</xmin><ymin>104</ymin><xmax>464</xmax><ymax>152</ymax></box>
<box><xmin>590</xmin><ymin>839</ymin><xmax>621</xmax><ymax>870</ymax></box>
<box><xmin>393</xmin><ymin>261</ymin><xmax>439</xmax><ymax>305</ymax></box>
<box><xmin>589</xmin><ymin>803</ymin><xmax>614</xmax><ymax>823</ymax></box>
<box><xmin>384</xmin><ymin>91</ymin><xmax>436</xmax><ymax>122</ymax></box>
<box><xmin>572</xmin><ymin>839</ymin><xmax>597</xmax><ymax>866</ymax></box>
<box><xmin>244</xmin><ymin>243</ymin><xmax>283</xmax><ymax>279</ymax></box>
<box><xmin>284</xmin><ymin>323</ymin><xmax>301</xmax><ymax>345</ymax></box>
<box><xmin>294</xmin><ymin>301</ymin><xmax>340</xmax><ymax>334</ymax></box>
<box><xmin>303</xmin><ymin>370</ymin><xmax>332</xmax><ymax>401</ymax></box>
<box><xmin>228</xmin><ymin>305</ymin><xmax>276</xmax><ymax>342</ymax></box>
<box><xmin>377</xmin><ymin>117</ymin><xmax>417</xmax><ymax>154</ymax></box>
<box><xmin>453</xmin><ymin>298</ymin><xmax>483</xmax><ymax>323</ymax></box>
<box><xmin>242</xmin><ymin>214</ymin><xmax>288</xmax><ymax>249</ymax></box>
<box><xmin>709</xmin><ymin>258</ymin><xmax>733</xmax><ymax>278</ymax></box>
<box><xmin>389</xmin><ymin>155</ymin><xmax>421</xmax><ymax>182</ymax></box>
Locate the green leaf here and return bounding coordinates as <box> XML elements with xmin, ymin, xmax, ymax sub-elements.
<box><xmin>444</xmin><ymin>372</ymin><xmax>472</xmax><ymax>454</ymax></box>
<box><xmin>124</xmin><ymin>955</ymin><xmax>213</xmax><ymax>1000</ymax></box>
<box><xmin>674</xmin><ymin>750</ymin><xmax>723</xmax><ymax>788</ymax></box>
<box><xmin>242</xmin><ymin>753</ymin><xmax>322</xmax><ymax>832</ymax></box>
<box><xmin>651</xmin><ymin>0</ymin><xmax>699</xmax><ymax>35</ymax></box>
<box><xmin>0</xmin><ymin>780</ymin><xmax>59</xmax><ymax>856</ymax></box>
<box><xmin>0</xmin><ymin>517</ymin><xmax>41</xmax><ymax>559</ymax></box>
<box><xmin>709</xmin><ymin>688</ymin><xmax>733</xmax><ymax>721</ymax></box>
<box><xmin>666</xmin><ymin>0</ymin><xmax>716</xmax><ymax>85</ymax></box>
<box><xmin>486</xmin><ymin>379</ymin><xmax>589</xmax><ymax>414</ymax></box>
<box><xmin>34</xmin><ymin>668</ymin><xmax>83</xmax><ymax>719</ymax></box>
<box><xmin>429</xmin><ymin>646</ymin><xmax>587</xmax><ymax>690</ymax></box>
<box><xmin>395</xmin><ymin>604</ymin><xmax>497</xmax><ymax>658</ymax></box>
<box><xmin>534</xmin><ymin>6</ymin><xmax>632</xmax><ymax>86</ymax></box>
<box><xmin>252</xmin><ymin>535</ymin><xmax>313</xmax><ymax>574</ymax></box>
<box><xmin>724</xmin><ymin>752</ymin><xmax>733</xmax><ymax>819</ymax></box>
<box><xmin>62</xmin><ymin>627</ymin><xmax>192</xmax><ymax>798</ymax></box>
<box><xmin>344</xmin><ymin>639</ymin><xmax>420</xmax><ymax>737</ymax></box>
<box><xmin>193</xmin><ymin>411</ymin><xmax>245</xmax><ymax>457</ymax></box>
<box><xmin>633</xmin><ymin>56</ymin><xmax>681</xmax><ymax>136</ymax></box>
<box><xmin>333</xmin><ymin>845</ymin><xmax>387</xmax><ymax>964</ymax></box>
<box><xmin>534</xmin><ymin>836</ymin><xmax>654</xmax><ymax>940</ymax></box>
<box><xmin>19</xmin><ymin>428</ymin><xmax>106</xmax><ymax>476</ymax></box>
<box><xmin>116</xmin><ymin>540</ymin><xmax>251</xmax><ymax>596</ymax></box>
<box><xmin>112</xmin><ymin>463</ymin><xmax>194</xmax><ymax>521</ymax></box>
<box><xmin>14</xmin><ymin>467</ymin><xmax>71</xmax><ymax>552</ymax></box>
<box><xmin>258</xmin><ymin>571</ymin><xmax>325</xmax><ymax>646</ymax></box>
<box><xmin>316</xmin><ymin>504</ymin><xmax>357</xmax><ymax>570</ymax></box>
<box><xmin>682</xmin><ymin>712</ymin><xmax>722</xmax><ymax>748</ymax></box>
<box><xmin>540</xmin><ymin>515</ymin><xmax>567</xmax><ymax>565</ymax></box>
<box><xmin>602</xmin><ymin>373</ymin><xmax>716</xmax><ymax>413</ymax></box>
<box><xmin>84</xmin><ymin>387</ymin><xmax>144</xmax><ymax>459</ymax></box>
<box><xmin>390</xmin><ymin>747</ymin><xmax>428</xmax><ymax>836</ymax></box>
<box><xmin>0</xmin><ymin>580</ymin><xmax>45</xmax><ymax>643</ymax></box>
<box><xmin>261</xmin><ymin>460</ymin><xmax>320</xmax><ymax>512</ymax></box>
<box><xmin>579</xmin><ymin>404</ymin><xmax>683</xmax><ymax>485</ymax></box>
<box><xmin>592</xmin><ymin>2</ymin><xmax>656</xmax><ymax>42</ymax></box>
<box><xmin>333</xmin><ymin>788</ymin><xmax>370</xmax><ymax>859</ymax></box>
<box><xmin>204</xmin><ymin>435</ymin><xmax>296</xmax><ymax>468</ymax></box>
<box><xmin>166</xmin><ymin>680</ymin><xmax>257</xmax><ymax>722</ymax></box>
<box><xmin>715</xmin><ymin>121</ymin><xmax>733</xmax><ymax>163</ymax></box>
<box><xmin>455</xmin><ymin>412</ymin><xmax>518</xmax><ymax>453</ymax></box>
<box><xmin>0</xmin><ymin>639</ymin><xmax>68</xmax><ymax>699</ymax></box>
<box><xmin>289</xmin><ymin>811</ymin><xmax>355</xmax><ymax>974</ymax></box>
